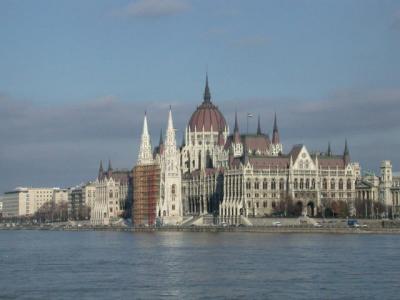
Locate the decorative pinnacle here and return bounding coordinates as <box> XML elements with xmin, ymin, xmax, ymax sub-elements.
<box><xmin>203</xmin><ymin>73</ymin><xmax>211</xmax><ymax>103</ymax></box>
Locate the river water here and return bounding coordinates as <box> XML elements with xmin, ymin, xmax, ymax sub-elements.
<box><xmin>0</xmin><ymin>230</ymin><xmax>399</xmax><ymax>299</ymax></box>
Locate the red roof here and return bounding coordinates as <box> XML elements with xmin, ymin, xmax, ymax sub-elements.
<box><xmin>188</xmin><ymin>102</ymin><xmax>226</xmax><ymax>132</ymax></box>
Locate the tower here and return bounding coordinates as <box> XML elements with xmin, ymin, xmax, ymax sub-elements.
<box><xmin>137</xmin><ymin>113</ymin><xmax>154</xmax><ymax>165</ymax></box>
<box><xmin>271</xmin><ymin>113</ymin><xmax>283</xmax><ymax>156</ymax></box>
<box><xmin>232</xmin><ymin>110</ymin><xmax>243</xmax><ymax>157</ymax></box>
<box><xmin>380</xmin><ymin>160</ymin><xmax>393</xmax><ymax>208</ymax></box>
<box><xmin>159</xmin><ymin>107</ymin><xmax>183</xmax><ymax>223</ymax></box>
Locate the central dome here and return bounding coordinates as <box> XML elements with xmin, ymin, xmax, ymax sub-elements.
<box><xmin>188</xmin><ymin>76</ymin><xmax>227</xmax><ymax>132</ymax></box>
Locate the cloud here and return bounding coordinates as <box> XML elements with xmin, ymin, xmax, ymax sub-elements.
<box><xmin>230</xmin><ymin>36</ymin><xmax>269</xmax><ymax>48</ymax></box>
<box><xmin>114</xmin><ymin>0</ymin><xmax>190</xmax><ymax>18</ymax></box>
<box><xmin>391</xmin><ymin>9</ymin><xmax>400</xmax><ymax>30</ymax></box>
<box><xmin>1</xmin><ymin>87</ymin><xmax>400</xmax><ymax>193</ymax></box>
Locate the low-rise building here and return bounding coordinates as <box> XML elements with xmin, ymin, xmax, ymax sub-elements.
<box><xmin>1</xmin><ymin>187</ymin><xmax>69</xmax><ymax>217</ymax></box>
<box><xmin>68</xmin><ymin>182</ymin><xmax>96</xmax><ymax>220</ymax></box>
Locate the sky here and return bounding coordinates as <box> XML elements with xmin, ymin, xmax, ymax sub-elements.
<box><xmin>1</xmin><ymin>0</ymin><xmax>400</xmax><ymax>193</ymax></box>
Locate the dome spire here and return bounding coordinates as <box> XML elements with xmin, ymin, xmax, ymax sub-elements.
<box><xmin>203</xmin><ymin>73</ymin><xmax>211</xmax><ymax>103</ymax></box>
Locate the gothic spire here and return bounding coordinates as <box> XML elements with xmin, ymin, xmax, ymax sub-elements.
<box><xmin>233</xmin><ymin>110</ymin><xmax>241</xmax><ymax>144</ymax></box>
<box><xmin>272</xmin><ymin>112</ymin><xmax>280</xmax><ymax>144</ymax></box>
<box><xmin>98</xmin><ymin>160</ymin><xmax>104</xmax><ymax>180</ymax></box>
<box><xmin>257</xmin><ymin>114</ymin><xmax>262</xmax><ymax>135</ymax></box>
<box><xmin>137</xmin><ymin>112</ymin><xmax>154</xmax><ymax>165</ymax></box>
<box><xmin>165</xmin><ymin>107</ymin><xmax>177</xmax><ymax>154</ymax></box>
<box><xmin>343</xmin><ymin>139</ymin><xmax>350</xmax><ymax>165</ymax></box>
<box><xmin>203</xmin><ymin>73</ymin><xmax>211</xmax><ymax>103</ymax></box>
<box><xmin>234</xmin><ymin>110</ymin><xmax>239</xmax><ymax>133</ymax></box>
<box><xmin>108</xmin><ymin>159</ymin><xmax>113</xmax><ymax>171</ymax></box>
<box><xmin>344</xmin><ymin>139</ymin><xmax>349</xmax><ymax>156</ymax></box>
<box><xmin>327</xmin><ymin>142</ymin><xmax>332</xmax><ymax>156</ymax></box>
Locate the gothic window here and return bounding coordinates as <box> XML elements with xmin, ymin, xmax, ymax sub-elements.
<box><xmin>300</xmin><ymin>179</ymin><xmax>304</xmax><ymax>190</ymax></box>
<box><xmin>331</xmin><ymin>179</ymin><xmax>335</xmax><ymax>190</ymax></box>
<box><xmin>305</xmin><ymin>179</ymin><xmax>310</xmax><ymax>189</ymax></box>
<box><xmin>256</xmin><ymin>202</ymin><xmax>259</xmax><ymax>208</ymax></box>
<box><xmin>248</xmin><ymin>201</ymin><xmax>251</xmax><ymax>208</ymax></box>
<box><xmin>263</xmin><ymin>201</ymin><xmax>267</xmax><ymax>208</ymax></box>
<box><xmin>163</xmin><ymin>210</ymin><xmax>166</xmax><ymax>216</ymax></box>
<box><xmin>172</xmin><ymin>205</ymin><xmax>175</xmax><ymax>211</ymax></box>
<box><xmin>305</xmin><ymin>160</ymin><xmax>309</xmax><ymax>169</ymax></box>
<box><xmin>312</xmin><ymin>179</ymin><xmax>316</xmax><ymax>189</ymax></box>
<box><xmin>347</xmin><ymin>179</ymin><xmax>352</xmax><ymax>190</ymax></box>
<box><xmin>323</xmin><ymin>178</ymin><xmax>328</xmax><ymax>189</ymax></box>
<box><xmin>171</xmin><ymin>184</ymin><xmax>176</xmax><ymax>195</ymax></box>
<box><xmin>254</xmin><ymin>180</ymin><xmax>260</xmax><ymax>190</ymax></box>
<box><xmin>294</xmin><ymin>179</ymin><xmax>298</xmax><ymax>189</ymax></box>
<box><xmin>271</xmin><ymin>179</ymin><xmax>276</xmax><ymax>190</ymax></box>
<box><xmin>272</xmin><ymin>201</ymin><xmax>276</xmax><ymax>208</ymax></box>
<box><xmin>299</xmin><ymin>160</ymin><xmax>303</xmax><ymax>169</ymax></box>
<box><xmin>246</xmin><ymin>181</ymin><xmax>251</xmax><ymax>189</ymax></box>
<box><xmin>339</xmin><ymin>179</ymin><xmax>343</xmax><ymax>190</ymax></box>
<box><xmin>109</xmin><ymin>190</ymin><xmax>113</xmax><ymax>198</ymax></box>
<box><xmin>279</xmin><ymin>179</ymin><xmax>284</xmax><ymax>190</ymax></box>
<box><xmin>206</xmin><ymin>150</ymin><xmax>213</xmax><ymax>168</ymax></box>
<box><xmin>263</xmin><ymin>180</ymin><xmax>268</xmax><ymax>190</ymax></box>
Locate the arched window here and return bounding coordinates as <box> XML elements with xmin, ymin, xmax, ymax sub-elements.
<box><xmin>271</xmin><ymin>179</ymin><xmax>276</xmax><ymax>190</ymax></box>
<box><xmin>305</xmin><ymin>179</ymin><xmax>310</xmax><ymax>189</ymax></box>
<box><xmin>272</xmin><ymin>201</ymin><xmax>276</xmax><ymax>208</ymax></box>
<box><xmin>171</xmin><ymin>184</ymin><xmax>176</xmax><ymax>195</ymax></box>
<box><xmin>323</xmin><ymin>178</ymin><xmax>328</xmax><ymax>189</ymax></box>
<box><xmin>312</xmin><ymin>179</ymin><xmax>316</xmax><ymax>189</ymax></box>
<box><xmin>254</xmin><ymin>180</ymin><xmax>260</xmax><ymax>190</ymax></box>
<box><xmin>294</xmin><ymin>179</ymin><xmax>298</xmax><ymax>189</ymax></box>
<box><xmin>300</xmin><ymin>179</ymin><xmax>304</xmax><ymax>190</ymax></box>
<box><xmin>263</xmin><ymin>180</ymin><xmax>268</xmax><ymax>190</ymax></box>
<box><xmin>206</xmin><ymin>150</ymin><xmax>213</xmax><ymax>168</ymax></box>
<box><xmin>339</xmin><ymin>179</ymin><xmax>343</xmax><ymax>190</ymax></box>
<box><xmin>347</xmin><ymin>179</ymin><xmax>352</xmax><ymax>190</ymax></box>
<box><xmin>331</xmin><ymin>178</ymin><xmax>335</xmax><ymax>190</ymax></box>
<box><xmin>279</xmin><ymin>178</ymin><xmax>284</xmax><ymax>190</ymax></box>
<box><xmin>246</xmin><ymin>181</ymin><xmax>251</xmax><ymax>189</ymax></box>
<box><xmin>109</xmin><ymin>190</ymin><xmax>113</xmax><ymax>198</ymax></box>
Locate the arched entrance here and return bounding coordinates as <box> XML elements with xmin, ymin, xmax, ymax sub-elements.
<box><xmin>295</xmin><ymin>201</ymin><xmax>303</xmax><ymax>216</ymax></box>
<box><xmin>307</xmin><ymin>201</ymin><xmax>315</xmax><ymax>217</ymax></box>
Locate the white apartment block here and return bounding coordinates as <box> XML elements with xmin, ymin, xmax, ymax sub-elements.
<box><xmin>1</xmin><ymin>187</ymin><xmax>67</xmax><ymax>217</ymax></box>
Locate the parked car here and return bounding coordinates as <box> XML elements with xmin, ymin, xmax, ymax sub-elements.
<box><xmin>347</xmin><ymin>219</ymin><xmax>360</xmax><ymax>228</ymax></box>
<box><xmin>313</xmin><ymin>222</ymin><xmax>322</xmax><ymax>228</ymax></box>
<box><xmin>272</xmin><ymin>221</ymin><xmax>282</xmax><ymax>227</ymax></box>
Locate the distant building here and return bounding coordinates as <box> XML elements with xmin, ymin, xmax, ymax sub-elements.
<box><xmin>0</xmin><ymin>187</ymin><xmax>66</xmax><ymax>217</ymax></box>
<box><xmin>355</xmin><ymin>161</ymin><xmax>400</xmax><ymax>217</ymax></box>
<box><xmin>68</xmin><ymin>183</ymin><xmax>96</xmax><ymax>220</ymax></box>
<box><xmin>90</xmin><ymin>161</ymin><xmax>132</xmax><ymax>225</ymax></box>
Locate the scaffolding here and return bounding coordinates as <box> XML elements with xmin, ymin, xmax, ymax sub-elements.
<box><xmin>132</xmin><ymin>164</ymin><xmax>160</xmax><ymax>226</ymax></box>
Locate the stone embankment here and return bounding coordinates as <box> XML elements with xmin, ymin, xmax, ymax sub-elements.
<box><xmin>1</xmin><ymin>222</ymin><xmax>400</xmax><ymax>234</ymax></box>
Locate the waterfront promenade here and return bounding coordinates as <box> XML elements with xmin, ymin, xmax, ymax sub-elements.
<box><xmin>1</xmin><ymin>220</ymin><xmax>400</xmax><ymax>234</ymax></box>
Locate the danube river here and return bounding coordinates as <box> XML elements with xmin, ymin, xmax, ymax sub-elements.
<box><xmin>0</xmin><ymin>231</ymin><xmax>399</xmax><ymax>299</ymax></box>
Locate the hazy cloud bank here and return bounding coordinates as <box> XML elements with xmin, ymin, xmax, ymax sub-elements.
<box><xmin>113</xmin><ymin>0</ymin><xmax>190</xmax><ymax>18</ymax></box>
<box><xmin>1</xmin><ymin>87</ymin><xmax>400</xmax><ymax>193</ymax></box>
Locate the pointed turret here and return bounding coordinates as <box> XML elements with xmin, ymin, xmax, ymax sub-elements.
<box><xmin>327</xmin><ymin>142</ymin><xmax>332</xmax><ymax>156</ymax></box>
<box><xmin>272</xmin><ymin>112</ymin><xmax>280</xmax><ymax>144</ymax></box>
<box><xmin>98</xmin><ymin>160</ymin><xmax>104</xmax><ymax>180</ymax></box>
<box><xmin>165</xmin><ymin>107</ymin><xmax>177</xmax><ymax>156</ymax></box>
<box><xmin>203</xmin><ymin>73</ymin><xmax>211</xmax><ymax>104</ymax></box>
<box><xmin>343</xmin><ymin>139</ymin><xmax>350</xmax><ymax>165</ymax></box>
<box><xmin>107</xmin><ymin>159</ymin><xmax>113</xmax><ymax>178</ymax></box>
<box><xmin>233</xmin><ymin>110</ymin><xmax>241</xmax><ymax>143</ymax></box>
<box><xmin>257</xmin><ymin>114</ymin><xmax>262</xmax><ymax>135</ymax></box>
<box><xmin>137</xmin><ymin>112</ymin><xmax>154</xmax><ymax>165</ymax></box>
